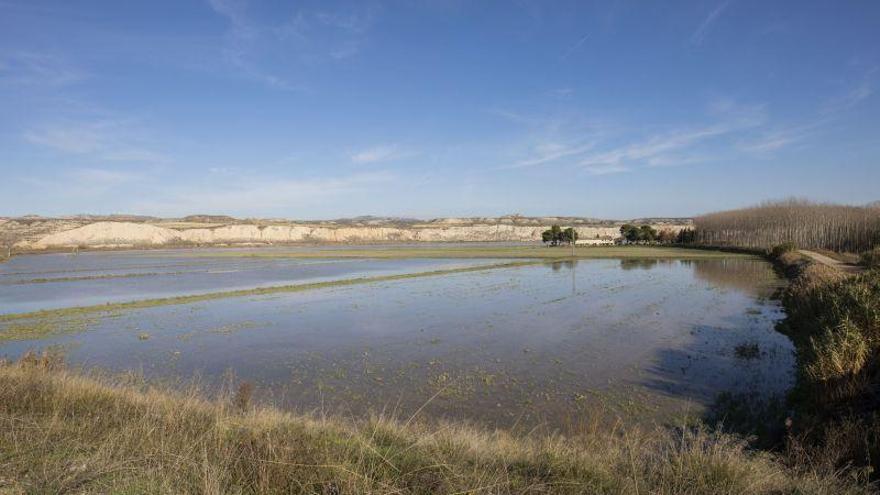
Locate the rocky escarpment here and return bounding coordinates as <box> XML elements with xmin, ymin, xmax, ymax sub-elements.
<box><xmin>1</xmin><ymin>216</ymin><xmax>692</xmax><ymax>251</ymax></box>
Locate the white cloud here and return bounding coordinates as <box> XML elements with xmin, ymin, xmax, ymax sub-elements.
<box><xmin>23</xmin><ymin>119</ymin><xmax>166</xmax><ymax>163</ymax></box>
<box><xmin>822</xmin><ymin>77</ymin><xmax>874</xmax><ymax>114</ymax></box>
<box><xmin>71</xmin><ymin>168</ymin><xmax>143</xmax><ymax>186</ymax></box>
<box><xmin>505</xmin><ymin>141</ymin><xmax>596</xmax><ymax>169</ymax></box>
<box><xmin>133</xmin><ymin>170</ymin><xmax>394</xmax><ymax>216</ymax></box>
<box><xmin>206</xmin><ymin>0</ymin><xmax>375</xmax><ymax>89</ymax></box>
<box><xmin>549</xmin><ymin>87</ymin><xmax>574</xmax><ymax>98</ymax></box>
<box><xmin>742</xmin><ymin>75</ymin><xmax>875</xmax><ymax>155</ymax></box>
<box><xmin>24</xmin><ymin>126</ymin><xmax>103</xmax><ymax>154</ymax></box>
<box><xmin>646</xmin><ymin>154</ymin><xmax>709</xmax><ymax>167</ymax></box>
<box><xmin>17</xmin><ymin>167</ymin><xmax>146</xmax><ymax>201</ymax></box>
<box><xmin>577</xmin><ymin>124</ymin><xmax>734</xmax><ymax>168</ymax></box>
<box><xmin>351</xmin><ymin>144</ymin><xmax>409</xmax><ymax>164</ymax></box>
<box><xmin>493</xmin><ymin>97</ymin><xmax>766</xmax><ymax>176</ymax></box>
<box><xmin>561</xmin><ymin>33</ymin><xmax>590</xmax><ymax>60</ymax></box>
<box><xmin>690</xmin><ymin>1</ymin><xmax>729</xmax><ymax>46</ymax></box>
<box><xmin>584</xmin><ymin>164</ymin><xmax>629</xmax><ymax>176</ymax></box>
<box><xmin>739</xmin><ymin>120</ymin><xmax>823</xmax><ymax>154</ymax></box>
<box><xmin>0</xmin><ymin>52</ymin><xmax>84</xmax><ymax>86</ymax></box>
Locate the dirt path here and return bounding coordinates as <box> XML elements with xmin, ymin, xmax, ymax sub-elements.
<box><xmin>798</xmin><ymin>250</ymin><xmax>863</xmax><ymax>274</ymax></box>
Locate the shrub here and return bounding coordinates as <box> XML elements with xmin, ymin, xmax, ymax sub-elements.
<box><xmin>860</xmin><ymin>248</ymin><xmax>880</xmax><ymax>269</ymax></box>
<box><xmin>770</xmin><ymin>242</ymin><xmax>798</xmax><ymax>259</ymax></box>
<box><xmin>805</xmin><ymin>319</ymin><xmax>870</xmax><ymax>382</ymax></box>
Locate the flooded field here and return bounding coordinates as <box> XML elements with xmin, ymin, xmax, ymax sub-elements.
<box><xmin>0</xmin><ymin>248</ymin><xmax>507</xmax><ymax>314</ymax></box>
<box><xmin>0</xmin><ymin>248</ymin><xmax>793</xmax><ymax>430</ymax></box>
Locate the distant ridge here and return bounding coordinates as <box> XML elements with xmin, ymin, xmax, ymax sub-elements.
<box><xmin>0</xmin><ymin>215</ymin><xmax>692</xmax><ymax>252</ymax></box>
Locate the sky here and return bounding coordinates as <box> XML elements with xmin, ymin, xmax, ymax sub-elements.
<box><xmin>1</xmin><ymin>0</ymin><xmax>878</xmax><ymax>220</ymax></box>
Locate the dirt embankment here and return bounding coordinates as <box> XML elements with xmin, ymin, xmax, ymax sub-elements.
<box><xmin>797</xmin><ymin>250</ymin><xmax>863</xmax><ymax>274</ymax></box>
<box><xmin>0</xmin><ymin>216</ymin><xmax>691</xmax><ymax>252</ymax></box>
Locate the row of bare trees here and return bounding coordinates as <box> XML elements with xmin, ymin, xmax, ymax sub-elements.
<box><xmin>693</xmin><ymin>199</ymin><xmax>880</xmax><ymax>252</ymax></box>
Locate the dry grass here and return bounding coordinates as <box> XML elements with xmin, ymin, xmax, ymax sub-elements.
<box><xmin>805</xmin><ymin>319</ymin><xmax>871</xmax><ymax>381</ymax></box>
<box><xmin>0</xmin><ymin>354</ymin><xmax>868</xmax><ymax>494</ymax></box>
<box><xmin>862</xmin><ymin>248</ymin><xmax>880</xmax><ymax>269</ymax></box>
<box><xmin>775</xmin><ymin>256</ymin><xmax>880</xmax><ymax>475</ymax></box>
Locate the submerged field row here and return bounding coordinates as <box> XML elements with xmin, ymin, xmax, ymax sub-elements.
<box><xmin>0</xmin><ymin>260</ymin><xmax>541</xmax><ymax>324</ymax></box>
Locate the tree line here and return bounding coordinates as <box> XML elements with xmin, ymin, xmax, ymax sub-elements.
<box><xmin>692</xmin><ymin>199</ymin><xmax>880</xmax><ymax>252</ymax></box>
<box><xmin>619</xmin><ymin>224</ymin><xmax>679</xmax><ymax>244</ymax></box>
<box><xmin>542</xmin><ymin>225</ymin><xmax>578</xmax><ymax>246</ymax></box>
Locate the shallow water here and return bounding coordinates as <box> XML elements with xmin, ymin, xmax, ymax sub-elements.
<box><xmin>0</xmin><ymin>248</ymin><xmax>506</xmax><ymax>314</ymax></box>
<box><xmin>0</xmin><ymin>255</ymin><xmax>792</xmax><ymax>430</ymax></box>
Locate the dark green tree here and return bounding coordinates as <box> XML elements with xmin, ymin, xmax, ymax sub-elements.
<box><xmin>676</xmin><ymin>228</ymin><xmax>696</xmax><ymax>244</ymax></box>
<box><xmin>619</xmin><ymin>224</ymin><xmax>640</xmax><ymax>243</ymax></box>
<box><xmin>639</xmin><ymin>225</ymin><xmax>657</xmax><ymax>242</ymax></box>
<box><xmin>542</xmin><ymin>225</ymin><xmax>577</xmax><ymax>246</ymax></box>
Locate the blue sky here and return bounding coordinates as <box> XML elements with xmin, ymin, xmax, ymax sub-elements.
<box><xmin>1</xmin><ymin>0</ymin><xmax>878</xmax><ymax>219</ymax></box>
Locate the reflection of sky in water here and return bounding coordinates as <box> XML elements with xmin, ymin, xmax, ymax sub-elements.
<box><xmin>0</xmin><ymin>257</ymin><xmax>793</xmax><ymax>431</ymax></box>
<box><xmin>0</xmin><ymin>249</ymin><xmax>505</xmax><ymax>314</ymax></box>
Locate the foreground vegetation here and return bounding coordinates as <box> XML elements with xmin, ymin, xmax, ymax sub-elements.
<box><xmin>0</xmin><ymin>354</ymin><xmax>870</xmax><ymax>494</ymax></box>
<box><xmin>771</xmin><ymin>250</ymin><xmax>880</xmax><ymax>474</ymax></box>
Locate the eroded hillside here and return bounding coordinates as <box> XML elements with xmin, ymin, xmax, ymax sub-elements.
<box><xmin>0</xmin><ymin>215</ymin><xmax>691</xmax><ymax>252</ymax></box>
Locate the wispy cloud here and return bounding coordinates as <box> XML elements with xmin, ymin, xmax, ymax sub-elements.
<box><xmin>24</xmin><ymin>119</ymin><xmax>166</xmax><ymax>163</ymax></box>
<box><xmin>743</xmin><ymin>74</ymin><xmax>875</xmax><ymax>154</ymax></box>
<box><xmin>0</xmin><ymin>52</ymin><xmax>84</xmax><ymax>86</ymax></box>
<box><xmin>739</xmin><ymin>123</ymin><xmax>820</xmax><ymax>153</ymax></box>
<box><xmin>561</xmin><ymin>33</ymin><xmax>590</xmax><ymax>60</ymax></box>
<box><xmin>549</xmin><ymin>87</ymin><xmax>574</xmax><ymax>98</ymax></box>
<box><xmin>690</xmin><ymin>1</ymin><xmax>730</xmax><ymax>46</ymax></box>
<box><xmin>495</xmin><ymin>98</ymin><xmax>764</xmax><ymax>175</ymax></box>
<box><xmin>134</xmin><ymin>170</ymin><xmax>394</xmax><ymax>216</ymax></box>
<box><xmin>583</xmin><ymin>164</ymin><xmax>629</xmax><ymax>176</ymax></box>
<box><xmin>71</xmin><ymin>167</ymin><xmax>144</xmax><ymax>187</ymax></box>
<box><xmin>487</xmin><ymin>109</ymin><xmax>552</xmax><ymax>128</ymax></box>
<box><xmin>17</xmin><ymin>167</ymin><xmax>147</xmax><ymax>201</ymax></box>
<box><xmin>578</xmin><ymin>124</ymin><xmax>734</xmax><ymax>168</ymax></box>
<box><xmin>646</xmin><ymin>154</ymin><xmax>710</xmax><ymax>168</ymax></box>
<box><xmin>207</xmin><ymin>0</ymin><xmax>301</xmax><ymax>90</ymax></box>
<box><xmin>207</xmin><ymin>0</ymin><xmax>375</xmax><ymax>89</ymax></box>
<box><xmin>822</xmin><ymin>75</ymin><xmax>875</xmax><ymax>114</ymax></box>
<box><xmin>505</xmin><ymin>141</ymin><xmax>596</xmax><ymax>169</ymax></box>
<box><xmin>351</xmin><ymin>144</ymin><xmax>411</xmax><ymax>164</ymax></box>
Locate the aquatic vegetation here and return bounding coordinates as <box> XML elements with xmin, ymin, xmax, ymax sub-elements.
<box><xmin>734</xmin><ymin>342</ymin><xmax>761</xmax><ymax>359</ymax></box>
<box><xmin>0</xmin><ymin>260</ymin><xmax>539</xmax><ymax>326</ymax></box>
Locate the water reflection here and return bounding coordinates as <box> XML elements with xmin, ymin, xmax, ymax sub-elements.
<box><xmin>548</xmin><ymin>260</ymin><xmax>577</xmax><ymax>271</ymax></box>
<box><xmin>0</xmin><ymin>257</ymin><xmax>793</xmax><ymax>431</ymax></box>
<box><xmin>689</xmin><ymin>258</ymin><xmax>783</xmax><ymax>297</ymax></box>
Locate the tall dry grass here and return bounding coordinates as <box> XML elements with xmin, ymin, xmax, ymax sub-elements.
<box><xmin>0</xmin><ymin>353</ymin><xmax>869</xmax><ymax>494</ymax></box>
<box><xmin>772</xmin><ymin>252</ymin><xmax>880</xmax><ymax>475</ymax></box>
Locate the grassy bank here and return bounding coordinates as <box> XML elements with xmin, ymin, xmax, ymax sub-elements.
<box><xmin>0</xmin><ymin>354</ymin><xmax>869</xmax><ymax>494</ymax></box>
<box><xmin>769</xmin><ymin>250</ymin><xmax>880</xmax><ymax>473</ymax></box>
